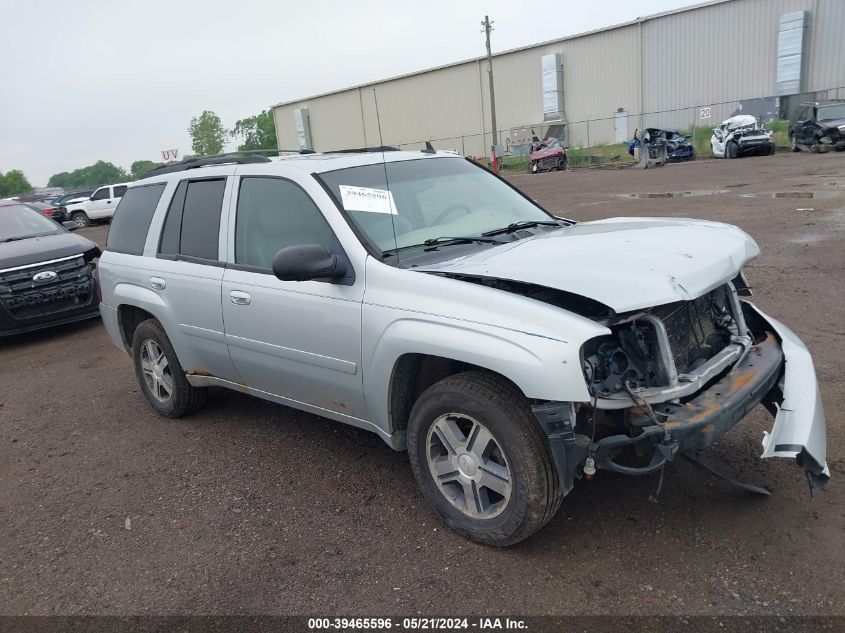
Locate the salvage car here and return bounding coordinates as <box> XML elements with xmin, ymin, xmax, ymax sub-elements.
<box><xmin>97</xmin><ymin>150</ymin><xmax>828</xmax><ymax>545</ymax></box>
<box><xmin>527</xmin><ymin>136</ymin><xmax>567</xmax><ymax>173</ymax></box>
<box><xmin>789</xmin><ymin>100</ymin><xmax>845</xmax><ymax>152</ymax></box>
<box><xmin>0</xmin><ymin>201</ymin><xmax>100</xmax><ymax>336</ymax></box>
<box><xmin>711</xmin><ymin>115</ymin><xmax>775</xmax><ymax>158</ymax></box>
<box><xmin>644</xmin><ymin>128</ymin><xmax>695</xmax><ymax>162</ymax></box>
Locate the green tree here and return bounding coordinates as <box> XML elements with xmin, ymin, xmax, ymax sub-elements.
<box><xmin>232</xmin><ymin>109</ymin><xmax>277</xmax><ymax>151</ymax></box>
<box><xmin>46</xmin><ymin>161</ymin><xmax>128</xmax><ymax>190</ymax></box>
<box><xmin>130</xmin><ymin>160</ymin><xmax>158</xmax><ymax>178</ymax></box>
<box><xmin>47</xmin><ymin>172</ymin><xmax>70</xmax><ymax>189</ymax></box>
<box><xmin>0</xmin><ymin>170</ymin><xmax>34</xmax><ymax>197</ymax></box>
<box><xmin>188</xmin><ymin>110</ymin><xmax>227</xmax><ymax>156</ymax></box>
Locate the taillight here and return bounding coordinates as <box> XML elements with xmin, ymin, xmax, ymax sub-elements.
<box><xmin>41</xmin><ymin>209</ymin><xmax>56</xmax><ymax>216</ymax></box>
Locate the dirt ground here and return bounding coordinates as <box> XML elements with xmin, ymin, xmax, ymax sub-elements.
<box><xmin>1</xmin><ymin>152</ymin><xmax>843</xmax><ymax>616</ymax></box>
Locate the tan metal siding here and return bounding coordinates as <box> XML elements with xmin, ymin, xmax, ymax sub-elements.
<box><xmin>358</xmin><ymin>62</ymin><xmax>486</xmax><ymax>154</ymax></box>
<box><xmin>641</xmin><ymin>0</ymin><xmax>815</xmax><ymax>130</ymax></box>
<box><xmin>807</xmin><ymin>0</ymin><xmax>845</xmax><ymax>93</ymax></box>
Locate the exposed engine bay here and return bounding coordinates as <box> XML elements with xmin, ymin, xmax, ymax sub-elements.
<box><xmin>583</xmin><ymin>284</ymin><xmax>737</xmax><ymax>396</ymax></box>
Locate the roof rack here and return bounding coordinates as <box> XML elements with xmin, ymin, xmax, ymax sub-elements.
<box><xmin>139</xmin><ymin>149</ymin><xmax>317</xmax><ymax>178</ymax></box>
<box><xmin>324</xmin><ymin>146</ymin><xmax>400</xmax><ymax>154</ymax></box>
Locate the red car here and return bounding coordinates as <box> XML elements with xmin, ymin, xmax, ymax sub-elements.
<box><xmin>528</xmin><ymin>137</ymin><xmax>567</xmax><ymax>173</ymax></box>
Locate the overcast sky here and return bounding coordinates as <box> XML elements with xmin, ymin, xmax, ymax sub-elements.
<box><xmin>1</xmin><ymin>0</ymin><xmax>701</xmax><ymax>186</ymax></box>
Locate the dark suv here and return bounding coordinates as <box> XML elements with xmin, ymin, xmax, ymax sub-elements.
<box><xmin>0</xmin><ymin>201</ymin><xmax>100</xmax><ymax>336</ymax></box>
<box><xmin>789</xmin><ymin>100</ymin><xmax>845</xmax><ymax>152</ymax></box>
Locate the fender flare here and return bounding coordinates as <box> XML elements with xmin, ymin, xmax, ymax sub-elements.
<box><xmin>113</xmin><ymin>283</ymin><xmax>171</xmax><ymax>344</ymax></box>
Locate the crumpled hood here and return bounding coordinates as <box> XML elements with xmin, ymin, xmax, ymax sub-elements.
<box><xmin>819</xmin><ymin>118</ymin><xmax>845</xmax><ymax>131</ymax></box>
<box><xmin>418</xmin><ymin>217</ymin><xmax>760</xmax><ymax>313</ymax></box>
<box><xmin>531</xmin><ymin>147</ymin><xmax>565</xmax><ymax>160</ymax></box>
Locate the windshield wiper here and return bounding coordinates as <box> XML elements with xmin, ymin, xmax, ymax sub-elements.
<box><xmin>482</xmin><ymin>219</ymin><xmax>561</xmax><ymax>236</ymax></box>
<box><xmin>423</xmin><ymin>235</ymin><xmax>506</xmax><ymax>247</ymax></box>
<box><xmin>380</xmin><ymin>235</ymin><xmax>506</xmax><ymax>258</ymax></box>
<box><xmin>1</xmin><ymin>237</ymin><xmax>26</xmax><ymax>243</ymax></box>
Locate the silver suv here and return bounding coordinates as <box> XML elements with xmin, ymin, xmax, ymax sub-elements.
<box><xmin>98</xmin><ymin>150</ymin><xmax>828</xmax><ymax>545</ymax></box>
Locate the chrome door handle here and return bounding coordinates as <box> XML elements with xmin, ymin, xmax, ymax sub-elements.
<box><xmin>150</xmin><ymin>277</ymin><xmax>166</xmax><ymax>290</ymax></box>
<box><xmin>229</xmin><ymin>290</ymin><xmax>251</xmax><ymax>305</ymax></box>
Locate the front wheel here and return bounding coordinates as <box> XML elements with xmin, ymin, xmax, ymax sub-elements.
<box><xmin>70</xmin><ymin>211</ymin><xmax>91</xmax><ymax>228</ymax></box>
<box><xmin>790</xmin><ymin>135</ymin><xmax>800</xmax><ymax>152</ymax></box>
<box><xmin>131</xmin><ymin>319</ymin><xmax>207</xmax><ymax>417</ymax></box>
<box><xmin>407</xmin><ymin>372</ymin><xmax>562</xmax><ymax>546</ymax></box>
<box><xmin>726</xmin><ymin>142</ymin><xmax>738</xmax><ymax>159</ymax></box>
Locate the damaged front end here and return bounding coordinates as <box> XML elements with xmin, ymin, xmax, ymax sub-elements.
<box><xmin>534</xmin><ymin>281</ymin><xmax>829</xmax><ymax>495</ymax></box>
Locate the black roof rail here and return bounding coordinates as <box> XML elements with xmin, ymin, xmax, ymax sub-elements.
<box><xmin>138</xmin><ymin>149</ymin><xmax>317</xmax><ymax>179</ymax></box>
<box><xmin>324</xmin><ymin>146</ymin><xmax>400</xmax><ymax>154</ymax></box>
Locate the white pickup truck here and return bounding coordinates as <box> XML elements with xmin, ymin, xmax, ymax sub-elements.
<box><xmin>65</xmin><ymin>182</ymin><xmax>131</xmax><ymax>227</ymax></box>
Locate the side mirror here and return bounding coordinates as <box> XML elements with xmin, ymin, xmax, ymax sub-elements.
<box><xmin>272</xmin><ymin>244</ymin><xmax>347</xmax><ymax>282</ymax></box>
<box><xmin>62</xmin><ymin>221</ymin><xmax>78</xmax><ymax>231</ymax></box>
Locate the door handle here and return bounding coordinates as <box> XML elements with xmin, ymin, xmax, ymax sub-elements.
<box><xmin>150</xmin><ymin>277</ymin><xmax>166</xmax><ymax>290</ymax></box>
<box><xmin>229</xmin><ymin>290</ymin><xmax>251</xmax><ymax>305</ymax></box>
<box><xmin>107</xmin><ymin>200</ymin><xmax>112</xmax><ymax>204</ymax></box>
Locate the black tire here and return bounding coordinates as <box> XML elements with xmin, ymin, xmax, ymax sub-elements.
<box><xmin>556</xmin><ymin>158</ymin><xmax>567</xmax><ymax>171</ymax></box>
<box><xmin>131</xmin><ymin>318</ymin><xmax>207</xmax><ymax>417</ymax></box>
<box><xmin>70</xmin><ymin>211</ymin><xmax>91</xmax><ymax>228</ymax></box>
<box><xmin>407</xmin><ymin>371</ymin><xmax>563</xmax><ymax>546</ymax></box>
<box><xmin>726</xmin><ymin>141</ymin><xmax>738</xmax><ymax>159</ymax></box>
<box><xmin>790</xmin><ymin>134</ymin><xmax>800</xmax><ymax>152</ymax></box>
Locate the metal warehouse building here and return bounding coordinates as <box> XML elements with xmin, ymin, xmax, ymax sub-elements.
<box><xmin>273</xmin><ymin>0</ymin><xmax>845</xmax><ymax>157</ymax></box>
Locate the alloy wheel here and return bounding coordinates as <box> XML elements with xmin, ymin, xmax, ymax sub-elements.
<box><xmin>426</xmin><ymin>413</ymin><xmax>512</xmax><ymax>519</ymax></box>
<box><xmin>140</xmin><ymin>339</ymin><xmax>174</xmax><ymax>403</ymax></box>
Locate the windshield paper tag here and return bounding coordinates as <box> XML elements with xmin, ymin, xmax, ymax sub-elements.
<box><xmin>338</xmin><ymin>185</ymin><xmax>398</xmax><ymax>214</ymax></box>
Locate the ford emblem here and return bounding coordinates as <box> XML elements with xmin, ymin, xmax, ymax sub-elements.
<box><xmin>33</xmin><ymin>270</ymin><xmax>58</xmax><ymax>283</ymax></box>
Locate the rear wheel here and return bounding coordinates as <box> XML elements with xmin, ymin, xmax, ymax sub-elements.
<box><xmin>70</xmin><ymin>211</ymin><xmax>91</xmax><ymax>228</ymax></box>
<box><xmin>131</xmin><ymin>319</ymin><xmax>207</xmax><ymax>417</ymax></box>
<box><xmin>407</xmin><ymin>372</ymin><xmax>562</xmax><ymax>546</ymax></box>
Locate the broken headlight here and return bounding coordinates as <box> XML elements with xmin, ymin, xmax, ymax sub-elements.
<box><xmin>582</xmin><ymin>320</ymin><xmax>664</xmax><ymax>396</ymax></box>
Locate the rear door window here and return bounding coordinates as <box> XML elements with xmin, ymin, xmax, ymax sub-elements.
<box><xmin>158</xmin><ymin>178</ymin><xmax>226</xmax><ymax>261</ymax></box>
<box><xmin>106</xmin><ymin>183</ymin><xmax>166</xmax><ymax>255</ymax></box>
<box><xmin>113</xmin><ymin>185</ymin><xmax>127</xmax><ymax>198</ymax></box>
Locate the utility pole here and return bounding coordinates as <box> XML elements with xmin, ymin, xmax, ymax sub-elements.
<box><xmin>481</xmin><ymin>15</ymin><xmax>498</xmax><ymax>153</ymax></box>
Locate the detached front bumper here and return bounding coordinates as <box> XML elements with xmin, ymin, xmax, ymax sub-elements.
<box><xmin>749</xmin><ymin>303</ymin><xmax>829</xmax><ymax>488</ymax></box>
<box><xmin>585</xmin><ymin>301</ymin><xmax>828</xmax><ymax>489</ymax></box>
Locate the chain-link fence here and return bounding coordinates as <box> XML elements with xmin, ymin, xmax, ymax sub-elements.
<box><xmin>392</xmin><ymin>85</ymin><xmax>845</xmax><ymax>167</ymax></box>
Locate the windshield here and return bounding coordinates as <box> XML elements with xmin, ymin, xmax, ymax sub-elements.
<box><xmin>0</xmin><ymin>204</ymin><xmax>62</xmax><ymax>241</ymax></box>
<box><xmin>818</xmin><ymin>104</ymin><xmax>845</xmax><ymax>122</ymax></box>
<box><xmin>318</xmin><ymin>157</ymin><xmax>554</xmax><ymax>253</ymax></box>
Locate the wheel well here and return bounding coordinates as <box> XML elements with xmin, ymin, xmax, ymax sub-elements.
<box><xmin>118</xmin><ymin>305</ymin><xmax>156</xmax><ymax>350</ymax></box>
<box><xmin>387</xmin><ymin>354</ymin><xmax>521</xmax><ymax>436</ymax></box>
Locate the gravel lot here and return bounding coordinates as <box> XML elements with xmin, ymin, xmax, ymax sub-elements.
<box><xmin>1</xmin><ymin>152</ymin><xmax>843</xmax><ymax>616</ymax></box>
